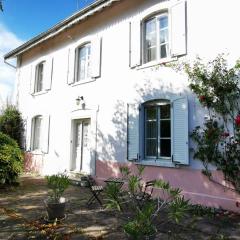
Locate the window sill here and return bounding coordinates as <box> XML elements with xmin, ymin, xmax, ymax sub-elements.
<box><xmin>136</xmin><ymin>57</ymin><xmax>177</xmax><ymax>70</ymax></box>
<box><xmin>135</xmin><ymin>159</ymin><xmax>177</xmax><ymax>168</ymax></box>
<box><xmin>72</xmin><ymin>78</ymin><xmax>96</xmax><ymax>87</ymax></box>
<box><xmin>31</xmin><ymin>149</ymin><xmax>43</xmax><ymax>155</ymax></box>
<box><xmin>31</xmin><ymin>90</ymin><xmax>48</xmax><ymax>96</ymax></box>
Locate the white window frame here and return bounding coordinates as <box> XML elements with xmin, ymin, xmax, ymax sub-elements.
<box><xmin>75</xmin><ymin>43</ymin><xmax>91</xmax><ymax>83</ymax></box>
<box><xmin>34</xmin><ymin>61</ymin><xmax>45</xmax><ymax>93</ymax></box>
<box><xmin>31</xmin><ymin>115</ymin><xmax>42</xmax><ymax>151</ymax></box>
<box><xmin>143</xmin><ymin>100</ymin><xmax>172</xmax><ymax>161</ymax></box>
<box><xmin>143</xmin><ymin>12</ymin><xmax>170</xmax><ymax>64</ymax></box>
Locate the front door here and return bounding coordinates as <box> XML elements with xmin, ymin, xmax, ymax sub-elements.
<box><xmin>73</xmin><ymin>119</ymin><xmax>90</xmax><ymax>173</ymax></box>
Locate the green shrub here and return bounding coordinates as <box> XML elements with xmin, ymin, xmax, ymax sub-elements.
<box><xmin>0</xmin><ymin>132</ymin><xmax>23</xmax><ymax>183</ymax></box>
<box><xmin>0</xmin><ymin>104</ymin><xmax>24</xmax><ymax>148</ymax></box>
<box><xmin>46</xmin><ymin>173</ymin><xmax>70</xmax><ymax>202</ymax></box>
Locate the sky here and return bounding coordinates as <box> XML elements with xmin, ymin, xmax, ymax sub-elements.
<box><xmin>0</xmin><ymin>0</ymin><xmax>95</xmax><ymax>105</ymax></box>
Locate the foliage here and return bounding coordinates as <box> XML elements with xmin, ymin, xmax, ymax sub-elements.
<box><xmin>45</xmin><ymin>173</ymin><xmax>70</xmax><ymax>203</ymax></box>
<box><xmin>0</xmin><ymin>132</ymin><xmax>23</xmax><ymax>183</ymax></box>
<box><xmin>106</xmin><ymin>165</ymin><xmax>189</xmax><ymax>238</ymax></box>
<box><xmin>0</xmin><ymin>104</ymin><xmax>24</xmax><ymax>149</ymax></box>
<box><xmin>180</xmin><ymin>54</ymin><xmax>240</xmax><ymax>192</ymax></box>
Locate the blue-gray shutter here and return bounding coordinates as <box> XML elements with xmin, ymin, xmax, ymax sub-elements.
<box><xmin>91</xmin><ymin>37</ymin><xmax>102</xmax><ymax>78</ymax></box>
<box><xmin>41</xmin><ymin>115</ymin><xmax>50</xmax><ymax>154</ymax></box>
<box><xmin>67</xmin><ymin>48</ymin><xmax>75</xmax><ymax>84</ymax></box>
<box><xmin>130</xmin><ymin>19</ymin><xmax>141</xmax><ymax>68</ymax></box>
<box><xmin>29</xmin><ymin>65</ymin><xmax>35</xmax><ymax>94</ymax></box>
<box><xmin>44</xmin><ymin>57</ymin><xmax>53</xmax><ymax>90</ymax></box>
<box><xmin>127</xmin><ymin>103</ymin><xmax>140</xmax><ymax>161</ymax></box>
<box><xmin>172</xmin><ymin>97</ymin><xmax>189</xmax><ymax>165</ymax></box>
<box><xmin>170</xmin><ymin>0</ymin><xmax>187</xmax><ymax>57</ymax></box>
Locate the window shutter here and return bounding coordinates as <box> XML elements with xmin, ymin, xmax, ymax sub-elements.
<box><xmin>26</xmin><ymin>117</ymin><xmax>32</xmax><ymax>151</ymax></box>
<box><xmin>172</xmin><ymin>97</ymin><xmax>189</xmax><ymax>165</ymax></box>
<box><xmin>91</xmin><ymin>37</ymin><xmax>102</xmax><ymax>78</ymax></box>
<box><xmin>41</xmin><ymin>115</ymin><xmax>50</xmax><ymax>154</ymax></box>
<box><xmin>130</xmin><ymin>19</ymin><xmax>141</xmax><ymax>68</ymax></box>
<box><xmin>67</xmin><ymin>48</ymin><xmax>75</xmax><ymax>85</ymax></box>
<box><xmin>29</xmin><ymin>65</ymin><xmax>35</xmax><ymax>94</ymax></box>
<box><xmin>44</xmin><ymin>57</ymin><xmax>53</xmax><ymax>90</ymax></box>
<box><xmin>127</xmin><ymin>103</ymin><xmax>140</xmax><ymax>161</ymax></box>
<box><xmin>170</xmin><ymin>0</ymin><xmax>187</xmax><ymax>57</ymax></box>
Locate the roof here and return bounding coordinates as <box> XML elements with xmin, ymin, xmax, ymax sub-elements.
<box><xmin>4</xmin><ymin>0</ymin><xmax>121</xmax><ymax>60</ymax></box>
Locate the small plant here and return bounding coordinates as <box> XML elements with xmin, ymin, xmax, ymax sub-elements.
<box><xmin>45</xmin><ymin>173</ymin><xmax>70</xmax><ymax>203</ymax></box>
<box><xmin>106</xmin><ymin>165</ymin><xmax>189</xmax><ymax>239</ymax></box>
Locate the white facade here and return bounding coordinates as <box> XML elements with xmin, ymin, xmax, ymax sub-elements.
<box><xmin>7</xmin><ymin>0</ymin><xmax>240</xmax><ymax>210</ymax></box>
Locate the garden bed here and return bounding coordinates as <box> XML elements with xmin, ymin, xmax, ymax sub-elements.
<box><xmin>0</xmin><ymin>175</ymin><xmax>240</xmax><ymax>239</ymax></box>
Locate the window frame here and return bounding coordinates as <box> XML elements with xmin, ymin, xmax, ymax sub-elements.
<box><xmin>31</xmin><ymin>115</ymin><xmax>43</xmax><ymax>151</ymax></box>
<box><xmin>142</xmin><ymin>11</ymin><xmax>170</xmax><ymax>65</ymax></box>
<box><xmin>34</xmin><ymin>61</ymin><xmax>45</xmax><ymax>93</ymax></box>
<box><xmin>143</xmin><ymin>100</ymin><xmax>172</xmax><ymax>161</ymax></box>
<box><xmin>75</xmin><ymin>42</ymin><xmax>91</xmax><ymax>83</ymax></box>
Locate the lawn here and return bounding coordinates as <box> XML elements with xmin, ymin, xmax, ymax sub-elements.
<box><xmin>0</xmin><ymin>175</ymin><xmax>240</xmax><ymax>239</ymax></box>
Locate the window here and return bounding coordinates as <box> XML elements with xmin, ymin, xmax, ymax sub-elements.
<box><xmin>76</xmin><ymin>43</ymin><xmax>91</xmax><ymax>81</ymax></box>
<box><xmin>35</xmin><ymin>61</ymin><xmax>45</xmax><ymax>92</ymax></box>
<box><xmin>144</xmin><ymin>100</ymin><xmax>171</xmax><ymax>159</ymax></box>
<box><xmin>127</xmin><ymin>97</ymin><xmax>189</xmax><ymax>165</ymax></box>
<box><xmin>144</xmin><ymin>13</ymin><xmax>169</xmax><ymax>63</ymax></box>
<box><xmin>32</xmin><ymin>116</ymin><xmax>42</xmax><ymax>150</ymax></box>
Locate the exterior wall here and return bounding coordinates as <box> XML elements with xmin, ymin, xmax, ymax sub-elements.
<box><xmin>14</xmin><ymin>0</ymin><xmax>240</xmax><ymax>211</ymax></box>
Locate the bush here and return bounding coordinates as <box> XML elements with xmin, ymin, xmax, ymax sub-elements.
<box><xmin>0</xmin><ymin>132</ymin><xmax>23</xmax><ymax>183</ymax></box>
<box><xmin>0</xmin><ymin>104</ymin><xmax>24</xmax><ymax>148</ymax></box>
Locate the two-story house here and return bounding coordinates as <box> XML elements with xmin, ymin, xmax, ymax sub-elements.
<box><xmin>4</xmin><ymin>0</ymin><xmax>240</xmax><ymax>211</ymax></box>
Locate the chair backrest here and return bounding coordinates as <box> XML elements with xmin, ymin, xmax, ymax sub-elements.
<box><xmin>86</xmin><ymin>175</ymin><xmax>96</xmax><ymax>187</ymax></box>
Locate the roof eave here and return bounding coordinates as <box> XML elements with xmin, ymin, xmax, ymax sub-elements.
<box><xmin>4</xmin><ymin>0</ymin><xmax>119</xmax><ymax>60</ymax></box>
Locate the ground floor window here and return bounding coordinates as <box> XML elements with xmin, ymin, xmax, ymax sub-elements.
<box><xmin>32</xmin><ymin>116</ymin><xmax>42</xmax><ymax>150</ymax></box>
<box><xmin>144</xmin><ymin>100</ymin><xmax>171</xmax><ymax>159</ymax></box>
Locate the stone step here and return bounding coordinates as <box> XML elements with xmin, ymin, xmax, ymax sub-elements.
<box><xmin>68</xmin><ymin>172</ymin><xmax>89</xmax><ymax>187</ymax></box>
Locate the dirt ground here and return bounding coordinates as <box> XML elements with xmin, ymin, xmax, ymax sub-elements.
<box><xmin>0</xmin><ymin>175</ymin><xmax>240</xmax><ymax>240</ymax></box>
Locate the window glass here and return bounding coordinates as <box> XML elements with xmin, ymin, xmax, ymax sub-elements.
<box><xmin>32</xmin><ymin>116</ymin><xmax>42</xmax><ymax>150</ymax></box>
<box><xmin>144</xmin><ymin>101</ymin><xmax>171</xmax><ymax>159</ymax></box>
<box><xmin>77</xmin><ymin>43</ymin><xmax>91</xmax><ymax>81</ymax></box>
<box><xmin>35</xmin><ymin>62</ymin><xmax>44</xmax><ymax>92</ymax></box>
<box><xmin>144</xmin><ymin>13</ymin><xmax>169</xmax><ymax>63</ymax></box>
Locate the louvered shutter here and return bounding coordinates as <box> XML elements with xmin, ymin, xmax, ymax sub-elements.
<box><xmin>127</xmin><ymin>103</ymin><xmax>140</xmax><ymax>161</ymax></box>
<box><xmin>44</xmin><ymin>57</ymin><xmax>53</xmax><ymax>90</ymax></box>
<box><xmin>130</xmin><ymin>19</ymin><xmax>141</xmax><ymax>68</ymax></box>
<box><xmin>67</xmin><ymin>48</ymin><xmax>75</xmax><ymax>85</ymax></box>
<box><xmin>30</xmin><ymin>65</ymin><xmax>35</xmax><ymax>94</ymax></box>
<box><xmin>26</xmin><ymin>117</ymin><xmax>32</xmax><ymax>151</ymax></box>
<box><xmin>172</xmin><ymin>97</ymin><xmax>189</xmax><ymax>165</ymax></box>
<box><xmin>41</xmin><ymin>115</ymin><xmax>50</xmax><ymax>154</ymax></box>
<box><xmin>170</xmin><ymin>0</ymin><xmax>187</xmax><ymax>57</ymax></box>
<box><xmin>91</xmin><ymin>37</ymin><xmax>102</xmax><ymax>78</ymax></box>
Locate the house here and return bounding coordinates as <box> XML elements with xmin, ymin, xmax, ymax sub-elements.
<box><xmin>4</xmin><ymin>0</ymin><xmax>240</xmax><ymax>211</ymax></box>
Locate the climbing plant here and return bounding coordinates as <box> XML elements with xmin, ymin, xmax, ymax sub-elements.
<box><xmin>181</xmin><ymin>55</ymin><xmax>240</xmax><ymax>192</ymax></box>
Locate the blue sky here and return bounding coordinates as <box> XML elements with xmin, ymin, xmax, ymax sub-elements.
<box><xmin>0</xmin><ymin>0</ymin><xmax>94</xmax><ymax>104</ymax></box>
<box><xmin>0</xmin><ymin>0</ymin><xmax>95</xmax><ymax>40</ymax></box>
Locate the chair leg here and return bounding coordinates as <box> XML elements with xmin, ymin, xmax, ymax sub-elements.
<box><xmin>87</xmin><ymin>191</ymin><xmax>103</xmax><ymax>206</ymax></box>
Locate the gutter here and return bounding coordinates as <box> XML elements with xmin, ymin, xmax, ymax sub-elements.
<box><xmin>4</xmin><ymin>59</ymin><xmax>16</xmax><ymax>69</ymax></box>
<box><xmin>4</xmin><ymin>0</ymin><xmax>121</xmax><ymax>60</ymax></box>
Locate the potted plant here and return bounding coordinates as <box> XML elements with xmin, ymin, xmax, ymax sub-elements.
<box><xmin>45</xmin><ymin>173</ymin><xmax>70</xmax><ymax>221</ymax></box>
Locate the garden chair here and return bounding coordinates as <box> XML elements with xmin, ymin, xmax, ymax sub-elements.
<box><xmin>136</xmin><ymin>180</ymin><xmax>156</xmax><ymax>208</ymax></box>
<box><xmin>86</xmin><ymin>176</ymin><xmax>104</xmax><ymax>207</ymax></box>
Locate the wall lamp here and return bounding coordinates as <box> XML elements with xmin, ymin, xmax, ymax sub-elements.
<box><xmin>76</xmin><ymin>96</ymin><xmax>84</xmax><ymax>105</ymax></box>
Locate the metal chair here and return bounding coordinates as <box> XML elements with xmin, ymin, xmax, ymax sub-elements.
<box><xmin>86</xmin><ymin>176</ymin><xmax>104</xmax><ymax>207</ymax></box>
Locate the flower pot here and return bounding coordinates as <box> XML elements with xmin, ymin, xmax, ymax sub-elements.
<box><xmin>44</xmin><ymin>197</ymin><xmax>68</xmax><ymax>220</ymax></box>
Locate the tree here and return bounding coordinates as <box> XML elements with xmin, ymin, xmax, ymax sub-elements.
<box><xmin>0</xmin><ymin>0</ymin><xmax>3</xmax><ymax>12</ymax></box>
<box><xmin>0</xmin><ymin>104</ymin><xmax>24</xmax><ymax>149</ymax></box>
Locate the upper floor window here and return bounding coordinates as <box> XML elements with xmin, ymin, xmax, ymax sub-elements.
<box><xmin>76</xmin><ymin>43</ymin><xmax>91</xmax><ymax>81</ymax></box>
<box><xmin>32</xmin><ymin>115</ymin><xmax>42</xmax><ymax>151</ymax></box>
<box><xmin>144</xmin><ymin>13</ymin><xmax>169</xmax><ymax>63</ymax></box>
<box><xmin>35</xmin><ymin>61</ymin><xmax>45</xmax><ymax>92</ymax></box>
